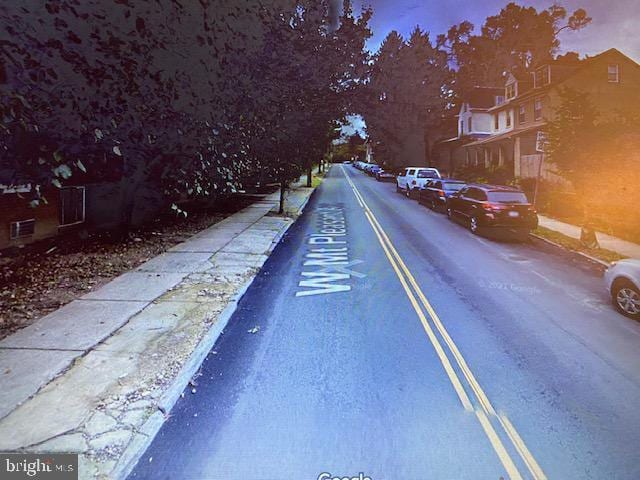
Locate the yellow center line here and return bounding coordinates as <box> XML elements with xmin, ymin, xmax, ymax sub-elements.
<box><xmin>341</xmin><ymin>165</ymin><xmax>547</xmax><ymax>480</ymax></box>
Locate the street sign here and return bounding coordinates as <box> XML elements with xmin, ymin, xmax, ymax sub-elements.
<box><xmin>536</xmin><ymin>131</ymin><xmax>548</xmax><ymax>153</ymax></box>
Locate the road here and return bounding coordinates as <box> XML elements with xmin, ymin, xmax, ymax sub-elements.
<box><xmin>129</xmin><ymin>164</ymin><xmax>640</xmax><ymax>480</ymax></box>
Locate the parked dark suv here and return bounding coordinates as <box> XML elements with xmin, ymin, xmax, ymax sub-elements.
<box><xmin>446</xmin><ymin>184</ymin><xmax>538</xmax><ymax>238</ymax></box>
<box><xmin>419</xmin><ymin>179</ymin><xmax>467</xmax><ymax>211</ymax></box>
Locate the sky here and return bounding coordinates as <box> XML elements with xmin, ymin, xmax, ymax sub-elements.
<box><xmin>341</xmin><ymin>0</ymin><xmax>640</xmax><ymax>137</ymax></box>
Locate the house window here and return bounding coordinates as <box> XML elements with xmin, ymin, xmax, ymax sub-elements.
<box><xmin>494</xmin><ymin>114</ymin><xmax>499</xmax><ymax>130</ymax></box>
<box><xmin>608</xmin><ymin>64</ymin><xmax>619</xmax><ymax>83</ymax></box>
<box><xmin>518</xmin><ymin>104</ymin><xmax>526</xmax><ymax>124</ymax></box>
<box><xmin>10</xmin><ymin>219</ymin><xmax>36</xmax><ymax>239</ymax></box>
<box><xmin>467</xmin><ymin>117</ymin><xmax>472</xmax><ymax>132</ymax></box>
<box><xmin>460</xmin><ymin>120</ymin><xmax>464</xmax><ymax>135</ymax></box>
<box><xmin>534</xmin><ymin>98</ymin><xmax>543</xmax><ymax>121</ymax></box>
<box><xmin>506</xmin><ymin>111</ymin><xmax>512</xmax><ymax>128</ymax></box>
<box><xmin>495</xmin><ymin>95</ymin><xmax>505</xmax><ymax>105</ymax></box>
<box><xmin>535</xmin><ymin>66</ymin><xmax>550</xmax><ymax>87</ymax></box>
<box><xmin>506</xmin><ymin>84</ymin><xmax>516</xmax><ymax>99</ymax></box>
<box><xmin>59</xmin><ymin>186</ymin><xmax>85</xmax><ymax>226</ymax></box>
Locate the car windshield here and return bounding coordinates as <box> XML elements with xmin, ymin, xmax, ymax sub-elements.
<box><xmin>487</xmin><ymin>191</ymin><xmax>529</xmax><ymax>204</ymax></box>
<box><xmin>417</xmin><ymin>170</ymin><xmax>438</xmax><ymax>178</ymax></box>
<box><xmin>443</xmin><ymin>182</ymin><xmax>465</xmax><ymax>191</ymax></box>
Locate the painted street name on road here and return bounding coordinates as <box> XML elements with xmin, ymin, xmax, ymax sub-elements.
<box><xmin>296</xmin><ymin>205</ymin><xmax>365</xmax><ymax>297</ymax></box>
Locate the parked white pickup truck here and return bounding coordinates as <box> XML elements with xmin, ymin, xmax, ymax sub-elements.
<box><xmin>396</xmin><ymin>167</ymin><xmax>441</xmax><ymax>198</ymax></box>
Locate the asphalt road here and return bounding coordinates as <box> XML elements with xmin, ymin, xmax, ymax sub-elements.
<box><xmin>129</xmin><ymin>165</ymin><xmax>640</xmax><ymax>480</ymax></box>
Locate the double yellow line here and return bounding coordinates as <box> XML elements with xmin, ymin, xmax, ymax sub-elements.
<box><xmin>340</xmin><ymin>166</ymin><xmax>546</xmax><ymax>480</ymax></box>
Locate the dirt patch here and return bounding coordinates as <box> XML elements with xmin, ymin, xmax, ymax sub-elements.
<box><xmin>0</xmin><ymin>195</ymin><xmax>261</xmax><ymax>340</ymax></box>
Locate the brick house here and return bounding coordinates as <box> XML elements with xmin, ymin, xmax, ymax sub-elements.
<box><xmin>463</xmin><ymin>48</ymin><xmax>640</xmax><ymax>181</ymax></box>
<box><xmin>0</xmin><ymin>181</ymin><xmax>86</xmax><ymax>250</ymax></box>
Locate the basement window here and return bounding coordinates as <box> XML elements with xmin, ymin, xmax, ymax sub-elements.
<box><xmin>10</xmin><ymin>219</ymin><xmax>36</xmax><ymax>239</ymax></box>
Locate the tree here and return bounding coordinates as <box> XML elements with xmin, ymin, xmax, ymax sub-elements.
<box><xmin>1</xmin><ymin>1</ymin><xmax>372</xmax><ymax>224</ymax></box>
<box><xmin>438</xmin><ymin>3</ymin><xmax>591</xmax><ymax>96</ymax></box>
<box><xmin>544</xmin><ymin>87</ymin><xmax>640</xmax><ymax>247</ymax></box>
<box><xmin>364</xmin><ymin>28</ymin><xmax>451</xmax><ymax>168</ymax></box>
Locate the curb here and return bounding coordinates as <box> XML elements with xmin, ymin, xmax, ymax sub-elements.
<box><xmin>111</xmin><ymin>185</ymin><xmax>317</xmax><ymax>480</ymax></box>
<box><xmin>529</xmin><ymin>233</ymin><xmax>610</xmax><ymax>270</ymax></box>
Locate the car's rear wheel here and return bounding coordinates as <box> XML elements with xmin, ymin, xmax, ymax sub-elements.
<box><xmin>430</xmin><ymin>199</ymin><xmax>437</xmax><ymax>210</ymax></box>
<box><xmin>612</xmin><ymin>279</ymin><xmax>640</xmax><ymax>319</ymax></box>
<box><xmin>446</xmin><ymin>206</ymin><xmax>453</xmax><ymax>220</ymax></box>
<box><xmin>470</xmin><ymin>216</ymin><xmax>480</xmax><ymax>234</ymax></box>
<box><xmin>405</xmin><ymin>188</ymin><xmax>411</xmax><ymax>198</ymax></box>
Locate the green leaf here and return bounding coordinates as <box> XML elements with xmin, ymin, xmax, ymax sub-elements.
<box><xmin>52</xmin><ymin>179</ymin><xmax>62</xmax><ymax>188</ymax></box>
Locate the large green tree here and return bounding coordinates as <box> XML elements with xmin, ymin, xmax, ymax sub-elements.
<box><xmin>364</xmin><ymin>27</ymin><xmax>451</xmax><ymax>168</ymax></box>
<box><xmin>438</xmin><ymin>3</ymin><xmax>591</xmax><ymax>96</ymax></box>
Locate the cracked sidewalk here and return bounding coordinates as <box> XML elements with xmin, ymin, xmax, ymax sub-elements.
<box><xmin>0</xmin><ymin>180</ymin><xmax>316</xmax><ymax>479</ymax></box>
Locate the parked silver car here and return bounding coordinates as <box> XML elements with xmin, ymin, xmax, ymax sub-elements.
<box><xmin>604</xmin><ymin>259</ymin><xmax>640</xmax><ymax>319</ymax></box>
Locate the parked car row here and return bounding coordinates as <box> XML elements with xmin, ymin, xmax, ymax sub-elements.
<box><xmin>351</xmin><ymin>163</ymin><xmax>640</xmax><ymax>320</ymax></box>
<box><xmin>353</xmin><ymin>161</ymin><xmax>399</xmax><ymax>182</ymax></box>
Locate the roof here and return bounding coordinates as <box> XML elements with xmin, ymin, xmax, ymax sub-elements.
<box><xmin>464</xmin><ymin>125</ymin><xmax>541</xmax><ymax>147</ymax></box>
<box><xmin>490</xmin><ymin>48</ymin><xmax>640</xmax><ymax>112</ymax></box>
<box><xmin>464</xmin><ymin>87</ymin><xmax>504</xmax><ymax>109</ymax></box>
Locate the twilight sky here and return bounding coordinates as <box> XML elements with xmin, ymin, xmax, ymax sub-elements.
<box><xmin>352</xmin><ymin>0</ymin><xmax>640</xmax><ymax>62</ymax></box>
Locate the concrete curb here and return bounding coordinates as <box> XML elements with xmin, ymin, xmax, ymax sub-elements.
<box><xmin>111</xmin><ymin>184</ymin><xmax>317</xmax><ymax>480</ymax></box>
<box><xmin>529</xmin><ymin>233</ymin><xmax>610</xmax><ymax>270</ymax></box>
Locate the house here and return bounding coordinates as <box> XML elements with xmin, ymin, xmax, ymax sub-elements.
<box><xmin>0</xmin><ymin>156</ymin><xmax>128</xmax><ymax>251</ymax></box>
<box><xmin>0</xmin><ymin>181</ymin><xmax>86</xmax><ymax>250</ymax></box>
<box><xmin>464</xmin><ymin>48</ymin><xmax>640</xmax><ymax>181</ymax></box>
<box><xmin>431</xmin><ymin>87</ymin><xmax>504</xmax><ymax>176</ymax></box>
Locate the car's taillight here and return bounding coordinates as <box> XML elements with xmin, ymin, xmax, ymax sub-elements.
<box><xmin>437</xmin><ymin>189</ymin><xmax>445</xmax><ymax>196</ymax></box>
<box><xmin>527</xmin><ymin>205</ymin><xmax>537</xmax><ymax>213</ymax></box>
<box><xmin>482</xmin><ymin>203</ymin><xmax>505</xmax><ymax>212</ymax></box>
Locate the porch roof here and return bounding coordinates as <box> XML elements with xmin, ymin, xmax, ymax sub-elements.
<box><xmin>464</xmin><ymin>125</ymin><xmax>540</xmax><ymax>148</ymax></box>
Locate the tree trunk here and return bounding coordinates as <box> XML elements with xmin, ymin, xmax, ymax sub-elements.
<box><xmin>306</xmin><ymin>164</ymin><xmax>312</xmax><ymax>187</ymax></box>
<box><xmin>318</xmin><ymin>160</ymin><xmax>322</xmax><ymax>174</ymax></box>
<box><xmin>279</xmin><ymin>180</ymin><xmax>286</xmax><ymax>215</ymax></box>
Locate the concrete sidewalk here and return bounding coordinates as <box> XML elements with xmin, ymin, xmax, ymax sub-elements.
<box><xmin>538</xmin><ymin>215</ymin><xmax>640</xmax><ymax>259</ymax></box>
<box><xmin>0</xmin><ymin>179</ymin><xmax>316</xmax><ymax>479</ymax></box>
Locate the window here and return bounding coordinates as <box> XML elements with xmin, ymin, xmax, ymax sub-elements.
<box><xmin>506</xmin><ymin>83</ymin><xmax>516</xmax><ymax>99</ymax></box>
<box><xmin>506</xmin><ymin>111</ymin><xmax>511</xmax><ymax>128</ymax></box>
<box><xmin>495</xmin><ymin>95</ymin><xmax>505</xmax><ymax>105</ymax></box>
<box><xmin>534</xmin><ymin>66</ymin><xmax>550</xmax><ymax>87</ymax></box>
<box><xmin>59</xmin><ymin>186</ymin><xmax>85</xmax><ymax>226</ymax></box>
<box><xmin>494</xmin><ymin>114</ymin><xmax>499</xmax><ymax>130</ymax></box>
<box><xmin>406</xmin><ymin>169</ymin><xmax>415</xmax><ymax>176</ymax></box>
<box><xmin>534</xmin><ymin>98</ymin><xmax>543</xmax><ymax>121</ymax></box>
<box><xmin>518</xmin><ymin>104</ymin><xmax>526</xmax><ymax>124</ymax></box>
<box><xmin>443</xmin><ymin>182</ymin><xmax>465</xmax><ymax>192</ymax></box>
<box><xmin>10</xmin><ymin>219</ymin><xmax>36</xmax><ymax>239</ymax></box>
<box><xmin>487</xmin><ymin>191</ymin><xmax>528</xmax><ymax>204</ymax></box>
<box><xmin>467</xmin><ymin>117</ymin><xmax>472</xmax><ymax>132</ymax></box>
<box><xmin>608</xmin><ymin>64</ymin><xmax>619</xmax><ymax>83</ymax></box>
<box><xmin>417</xmin><ymin>169</ymin><xmax>439</xmax><ymax>179</ymax></box>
